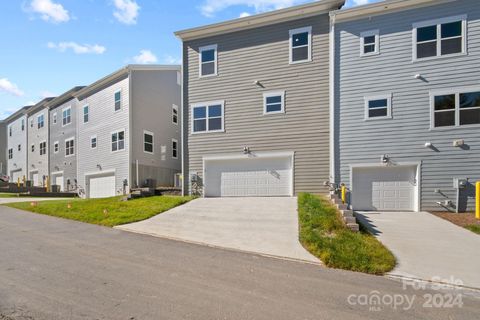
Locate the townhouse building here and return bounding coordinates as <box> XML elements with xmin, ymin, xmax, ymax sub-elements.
<box><xmin>0</xmin><ymin>120</ymin><xmax>6</xmax><ymax>175</ymax></box>
<box><xmin>27</xmin><ymin>98</ymin><xmax>54</xmax><ymax>186</ymax></box>
<box><xmin>75</xmin><ymin>65</ymin><xmax>181</xmax><ymax>198</ymax></box>
<box><xmin>6</xmin><ymin>106</ymin><xmax>31</xmax><ymax>182</ymax></box>
<box><xmin>47</xmin><ymin>87</ymin><xmax>85</xmax><ymax>192</ymax></box>
<box><xmin>331</xmin><ymin>0</ymin><xmax>480</xmax><ymax>212</ymax></box>
<box><xmin>175</xmin><ymin>0</ymin><xmax>345</xmax><ymax>197</ymax></box>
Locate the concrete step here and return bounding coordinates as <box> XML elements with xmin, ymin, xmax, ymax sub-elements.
<box><xmin>336</xmin><ymin>203</ymin><xmax>348</xmax><ymax>210</ymax></box>
<box><xmin>344</xmin><ymin>216</ymin><xmax>357</xmax><ymax>224</ymax></box>
<box><xmin>340</xmin><ymin>209</ymin><xmax>353</xmax><ymax>216</ymax></box>
<box><xmin>347</xmin><ymin>223</ymin><xmax>360</xmax><ymax>232</ymax></box>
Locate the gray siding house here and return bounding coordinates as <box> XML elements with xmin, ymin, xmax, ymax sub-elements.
<box><xmin>6</xmin><ymin>106</ymin><xmax>31</xmax><ymax>182</ymax></box>
<box><xmin>47</xmin><ymin>87</ymin><xmax>85</xmax><ymax>192</ymax></box>
<box><xmin>331</xmin><ymin>0</ymin><xmax>480</xmax><ymax>212</ymax></box>
<box><xmin>0</xmin><ymin>120</ymin><xmax>6</xmax><ymax>175</ymax></box>
<box><xmin>175</xmin><ymin>0</ymin><xmax>345</xmax><ymax>197</ymax></box>
<box><xmin>76</xmin><ymin>65</ymin><xmax>181</xmax><ymax>198</ymax></box>
<box><xmin>27</xmin><ymin>98</ymin><xmax>54</xmax><ymax>186</ymax></box>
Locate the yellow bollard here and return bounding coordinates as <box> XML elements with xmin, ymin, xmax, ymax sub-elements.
<box><xmin>17</xmin><ymin>177</ymin><xmax>20</xmax><ymax>187</ymax></box>
<box><xmin>341</xmin><ymin>185</ymin><xmax>346</xmax><ymax>204</ymax></box>
<box><xmin>476</xmin><ymin>182</ymin><xmax>480</xmax><ymax>220</ymax></box>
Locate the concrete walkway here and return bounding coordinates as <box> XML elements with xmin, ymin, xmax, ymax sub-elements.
<box><xmin>0</xmin><ymin>197</ymin><xmax>69</xmax><ymax>204</ymax></box>
<box><xmin>116</xmin><ymin>197</ymin><xmax>318</xmax><ymax>263</ymax></box>
<box><xmin>355</xmin><ymin>211</ymin><xmax>480</xmax><ymax>289</ymax></box>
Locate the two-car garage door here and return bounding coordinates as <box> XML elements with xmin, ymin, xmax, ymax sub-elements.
<box><xmin>204</xmin><ymin>155</ymin><xmax>293</xmax><ymax>197</ymax></box>
<box><xmin>352</xmin><ymin>165</ymin><xmax>418</xmax><ymax>211</ymax></box>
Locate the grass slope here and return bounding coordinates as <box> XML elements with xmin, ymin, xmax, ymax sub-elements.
<box><xmin>466</xmin><ymin>224</ymin><xmax>480</xmax><ymax>234</ymax></box>
<box><xmin>0</xmin><ymin>193</ymin><xmax>19</xmax><ymax>198</ymax></box>
<box><xmin>298</xmin><ymin>193</ymin><xmax>396</xmax><ymax>275</ymax></box>
<box><xmin>5</xmin><ymin>196</ymin><xmax>193</xmax><ymax>227</ymax></box>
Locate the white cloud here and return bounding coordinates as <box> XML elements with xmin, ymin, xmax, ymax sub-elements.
<box><xmin>113</xmin><ymin>0</ymin><xmax>140</xmax><ymax>25</ymax></box>
<box><xmin>0</xmin><ymin>78</ymin><xmax>24</xmax><ymax>97</ymax></box>
<box><xmin>239</xmin><ymin>12</ymin><xmax>251</xmax><ymax>18</ymax></box>
<box><xmin>0</xmin><ymin>107</ymin><xmax>21</xmax><ymax>119</ymax></box>
<box><xmin>47</xmin><ymin>42</ymin><xmax>106</xmax><ymax>54</ymax></box>
<box><xmin>133</xmin><ymin>50</ymin><xmax>158</xmax><ymax>64</ymax></box>
<box><xmin>163</xmin><ymin>55</ymin><xmax>181</xmax><ymax>65</ymax></box>
<box><xmin>29</xmin><ymin>0</ymin><xmax>70</xmax><ymax>23</ymax></box>
<box><xmin>200</xmin><ymin>0</ymin><xmax>308</xmax><ymax>17</ymax></box>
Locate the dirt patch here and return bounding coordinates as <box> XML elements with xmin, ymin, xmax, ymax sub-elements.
<box><xmin>431</xmin><ymin>211</ymin><xmax>480</xmax><ymax>228</ymax></box>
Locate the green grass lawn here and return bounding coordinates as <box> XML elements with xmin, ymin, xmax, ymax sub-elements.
<box><xmin>0</xmin><ymin>193</ymin><xmax>19</xmax><ymax>198</ymax></box>
<box><xmin>298</xmin><ymin>193</ymin><xmax>396</xmax><ymax>275</ymax></box>
<box><xmin>466</xmin><ymin>224</ymin><xmax>480</xmax><ymax>235</ymax></box>
<box><xmin>4</xmin><ymin>195</ymin><xmax>194</xmax><ymax>227</ymax></box>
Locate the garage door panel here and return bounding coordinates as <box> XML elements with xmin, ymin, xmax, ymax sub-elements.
<box><xmin>88</xmin><ymin>174</ymin><xmax>116</xmax><ymax>199</ymax></box>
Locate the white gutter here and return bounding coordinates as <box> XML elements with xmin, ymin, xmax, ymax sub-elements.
<box><xmin>329</xmin><ymin>14</ymin><xmax>336</xmax><ymax>184</ymax></box>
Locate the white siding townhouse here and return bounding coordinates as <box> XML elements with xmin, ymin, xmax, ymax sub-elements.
<box><xmin>5</xmin><ymin>106</ymin><xmax>31</xmax><ymax>182</ymax></box>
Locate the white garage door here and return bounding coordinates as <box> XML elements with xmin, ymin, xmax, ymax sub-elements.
<box><xmin>31</xmin><ymin>172</ymin><xmax>39</xmax><ymax>186</ymax></box>
<box><xmin>352</xmin><ymin>166</ymin><xmax>417</xmax><ymax>211</ymax></box>
<box><xmin>88</xmin><ymin>174</ymin><xmax>116</xmax><ymax>199</ymax></box>
<box><xmin>204</xmin><ymin>156</ymin><xmax>292</xmax><ymax>197</ymax></box>
<box><xmin>54</xmin><ymin>175</ymin><xmax>64</xmax><ymax>192</ymax></box>
<box><xmin>11</xmin><ymin>171</ymin><xmax>23</xmax><ymax>182</ymax></box>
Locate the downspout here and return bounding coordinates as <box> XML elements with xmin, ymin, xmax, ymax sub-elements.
<box><xmin>329</xmin><ymin>13</ymin><xmax>336</xmax><ymax>185</ymax></box>
<box><xmin>180</xmin><ymin>42</ymin><xmax>186</xmax><ymax>196</ymax></box>
<box><xmin>128</xmin><ymin>68</ymin><xmax>133</xmax><ymax>192</ymax></box>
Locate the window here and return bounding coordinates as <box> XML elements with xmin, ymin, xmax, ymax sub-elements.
<box><xmin>62</xmin><ymin>107</ymin><xmax>71</xmax><ymax>126</ymax></box>
<box><xmin>30</xmin><ymin>119</ymin><xmax>33</xmax><ymax>128</ymax></box>
<box><xmin>9</xmin><ymin>126</ymin><xmax>12</xmax><ymax>137</ymax></box>
<box><xmin>289</xmin><ymin>26</ymin><xmax>312</xmax><ymax>64</ymax></box>
<box><xmin>8</xmin><ymin>149</ymin><xmax>13</xmax><ymax>160</ymax></box>
<box><xmin>18</xmin><ymin>144</ymin><xmax>21</xmax><ymax>151</ymax></box>
<box><xmin>432</xmin><ymin>89</ymin><xmax>480</xmax><ymax>128</ymax></box>
<box><xmin>37</xmin><ymin>114</ymin><xmax>44</xmax><ymax>129</ymax></box>
<box><xmin>360</xmin><ymin>30</ymin><xmax>379</xmax><ymax>56</ymax></box>
<box><xmin>263</xmin><ymin>91</ymin><xmax>285</xmax><ymax>114</ymax></box>
<box><xmin>199</xmin><ymin>45</ymin><xmax>217</xmax><ymax>77</ymax></box>
<box><xmin>53</xmin><ymin>113</ymin><xmax>57</xmax><ymax>124</ymax></box>
<box><xmin>144</xmin><ymin>131</ymin><xmax>154</xmax><ymax>154</ymax></box>
<box><xmin>65</xmin><ymin>138</ymin><xmax>74</xmax><ymax>156</ymax></box>
<box><xmin>192</xmin><ymin>101</ymin><xmax>224</xmax><ymax>133</ymax></box>
<box><xmin>91</xmin><ymin>136</ymin><xmax>97</xmax><ymax>149</ymax></box>
<box><xmin>39</xmin><ymin>142</ymin><xmax>46</xmax><ymax>156</ymax></box>
<box><xmin>83</xmin><ymin>105</ymin><xmax>89</xmax><ymax>123</ymax></box>
<box><xmin>54</xmin><ymin>141</ymin><xmax>59</xmax><ymax>153</ymax></box>
<box><xmin>31</xmin><ymin>144</ymin><xmax>35</xmax><ymax>152</ymax></box>
<box><xmin>114</xmin><ymin>90</ymin><xmax>122</xmax><ymax>111</ymax></box>
<box><xmin>172</xmin><ymin>104</ymin><xmax>178</xmax><ymax>124</ymax></box>
<box><xmin>172</xmin><ymin>139</ymin><xmax>178</xmax><ymax>159</ymax></box>
<box><xmin>414</xmin><ymin>15</ymin><xmax>466</xmax><ymax>60</ymax></box>
<box><xmin>21</xmin><ymin>119</ymin><xmax>25</xmax><ymax>131</ymax></box>
<box><xmin>365</xmin><ymin>94</ymin><xmax>392</xmax><ymax>120</ymax></box>
<box><xmin>111</xmin><ymin>130</ymin><xmax>125</xmax><ymax>152</ymax></box>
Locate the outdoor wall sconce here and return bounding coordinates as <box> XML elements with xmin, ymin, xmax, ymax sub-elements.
<box><xmin>243</xmin><ymin>146</ymin><xmax>250</xmax><ymax>155</ymax></box>
<box><xmin>96</xmin><ymin>164</ymin><xmax>102</xmax><ymax>170</ymax></box>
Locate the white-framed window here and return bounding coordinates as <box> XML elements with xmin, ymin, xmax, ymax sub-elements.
<box><xmin>413</xmin><ymin>15</ymin><xmax>467</xmax><ymax>61</ymax></box>
<box><xmin>54</xmin><ymin>141</ymin><xmax>59</xmax><ymax>153</ymax></box>
<box><xmin>144</xmin><ymin>131</ymin><xmax>154</xmax><ymax>154</ymax></box>
<box><xmin>111</xmin><ymin>130</ymin><xmax>125</xmax><ymax>152</ymax></box>
<box><xmin>83</xmin><ymin>105</ymin><xmax>89</xmax><ymax>123</ymax></box>
<box><xmin>53</xmin><ymin>112</ymin><xmax>57</xmax><ymax>124</ymax></box>
<box><xmin>191</xmin><ymin>101</ymin><xmax>224</xmax><ymax>133</ymax></box>
<box><xmin>364</xmin><ymin>94</ymin><xmax>392</xmax><ymax>120</ymax></box>
<box><xmin>65</xmin><ymin>138</ymin><xmax>75</xmax><ymax>157</ymax></box>
<box><xmin>289</xmin><ymin>26</ymin><xmax>312</xmax><ymax>64</ymax></box>
<box><xmin>431</xmin><ymin>87</ymin><xmax>480</xmax><ymax>128</ymax></box>
<box><xmin>114</xmin><ymin>90</ymin><xmax>122</xmax><ymax>111</ymax></box>
<box><xmin>91</xmin><ymin>136</ymin><xmax>97</xmax><ymax>149</ymax></box>
<box><xmin>31</xmin><ymin>144</ymin><xmax>35</xmax><ymax>152</ymax></box>
<box><xmin>199</xmin><ymin>44</ymin><xmax>217</xmax><ymax>77</ymax></box>
<box><xmin>39</xmin><ymin>141</ymin><xmax>46</xmax><ymax>156</ymax></box>
<box><xmin>172</xmin><ymin>104</ymin><xmax>178</xmax><ymax>124</ymax></box>
<box><xmin>62</xmin><ymin>107</ymin><xmax>71</xmax><ymax>126</ymax></box>
<box><xmin>9</xmin><ymin>126</ymin><xmax>12</xmax><ymax>137</ymax></box>
<box><xmin>21</xmin><ymin>119</ymin><xmax>25</xmax><ymax>131</ymax></box>
<box><xmin>30</xmin><ymin>119</ymin><xmax>33</xmax><ymax>128</ymax></box>
<box><xmin>360</xmin><ymin>30</ymin><xmax>379</xmax><ymax>56</ymax></box>
<box><xmin>8</xmin><ymin>148</ymin><xmax>13</xmax><ymax>159</ymax></box>
<box><xmin>172</xmin><ymin>139</ymin><xmax>178</xmax><ymax>159</ymax></box>
<box><xmin>37</xmin><ymin>114</ymin><xmax>44</xmax><ymax>129</ymax></box>
<box><xmin>18</xmin><ymin>144</ymin><xmax>21</xmax><ymax>151</ymax></box>
<box><xmin>263</xmin><ymin>91</ymin><xmax>286</xmax><ymax>114</ymax></box>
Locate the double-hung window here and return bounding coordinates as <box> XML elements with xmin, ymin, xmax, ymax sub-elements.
<box><xmin>39</xmin><ymin>142</ymin><xmax>46</xmax><ymax>156</ymax></box>
<box><xmin>18</xmin><ymin>144</ymin><xmax>21</xmax><ymax>151</ymax></box>
<box><xmin>172</xmin><ymin>104</ymin><xmax>178</xmax><ymax>124</ymax></box>
<box><xmin>53</xmin><ymin>113</ymin><xmax>57</xmax><ymax>124</ymax></box>
<box><xmin>263</xmin><ymin>91</ymin><xmax>285</xmax><ymax>114</ymax></box>
<box><xmin>414</xmin><ymin>15</ymin><xmax>466</xmax><ymax>60</ymax></box>
<box><xmin>91</xmin><ymin>136</ymin><xmax>97</xmax><ymax>149</ymax></box>
<box><xmin>83</xmin><ymin>105</ymin><xmax>89</xmax><ymax>123</ymax></box>
<box><xmin>365</xmin><ymin>94</ymin><xmax>392</xmax><ymax>120</ymax></box>
<box><xmin>62</xmin><ymin>107</ymin><xmax>71</xmax><ymax>126</ymax></box>
<box><xmin>111</xmin><ymin>130</ymin><xmax>125</xmax><ymax>152</ymax></box>
<box><xmin>54</xmin><ymin>141</ymin><xmax>59</xmax><ymax>153</ymax></box>
<box><xmin>172</xmin><ymin>139</ymin><xmax>178</xmax><ymax>159</ymax></box>
<box><xmin>199</xmin><ymin>45</ymin><xmax>217</xmax><ymax>77</ymax></box>
<box><xmin>114</xmin><ymin>91</ymin><xmax>122</xmax><ymax>111</ymax></box>
<box><xmin>144</xmin><ymin>131</ymin><xmax>154</xmax><ymax>154</ymax></box>
<box><xmin>192</xmin><ymin>101</ymin><xmax>224</xmax><ymax>133</ymax></box>
<box><xmin>432</xmin><ymin>89</ymin><xmax>480</xmax><ymax>128</ymax></box>
<box><xmin>8</xmin><ymin>149</ymin><xmax>13</xmax><ymax>159</ymax></box>
<box><xmin>31</xmin><ymin>144</ymin><xmax>35</xmax><ymax>152</ymax></box>
<box><xmin>65</xmin><ymin>138</ymin><xmax>74</xmax><ymax>156</ymax></box>
<box><xmin>9</xmin><ymin>126</ymin><xmax>12</xmax><ymax>137</ymax></box>
<box><xmin>289</xmin><ymin>26</ymin><xmax>312</xmax><ymax>63</ymax></box>
<box><xmin>21</xmin><ymin>119</ymin><xmax>25</xmax><ymax>131</ymax></box>
<box><xmin>360</xmin><ymin>30</ymin><xmax>379</xmax><ymax>56</ymax></box>
<box><xmin>37</xmin><ymin>114</ymin><xmax>44</xmax><ymax>129</ymax></box>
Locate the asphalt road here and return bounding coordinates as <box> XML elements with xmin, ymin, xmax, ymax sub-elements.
<box><xmin>0</xmin><ymin>206</ymin><xmax>479</xmax><ymax>320</ymax></box>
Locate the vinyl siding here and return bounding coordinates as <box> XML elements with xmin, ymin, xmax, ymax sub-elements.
<box><xmin>0</xmin><ymin>121</ymin><xmax>6</xmax><ymax>174</ymax></box>
<box><xmin>6</xmin><ymin>115</ymin><xmax>27</xmax><ymax>180</ymax></box>
<box><xmin>77</xmin><ymin>75</ymin><xmax>130</xmax><ymax>197</ymax></box>
<box><xmin>27</xmin><ymin>108</ymin><xmax>49</xmax><ymax>185</ymax></box>
<box><xmin>49</xmin><ymin>98</ymin><xmax>78</xmax><ymax>191</ymax></box>
<box><xmin>335</xmin><ymin>0</ymin><xmax>480</xmax><ymax>211</ymax></box>
<box><xmin>183</xmin><ymin>14</ymin><xmax>331</xmax><ymax>195</ymax></box>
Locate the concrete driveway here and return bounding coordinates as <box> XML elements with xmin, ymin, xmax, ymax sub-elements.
<box><xmin>355</xmin><ymin>211</ymin><xmax>480</xmax><ymax>289</ymax></box>
<box><xmin>0</xmin><ymin>197</ymin><xmax>69</xmax><ymax>204</ymax></box>
<box><xmin>117</xmin><ymin>197</ymin><xmax>318</xmax><ymax>263</ymax></box>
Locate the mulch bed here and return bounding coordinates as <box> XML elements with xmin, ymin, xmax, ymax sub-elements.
<box><xmin>430</xmin><ymin>211</ymin><xmax>480</xmax><ymax>228</ymax></box>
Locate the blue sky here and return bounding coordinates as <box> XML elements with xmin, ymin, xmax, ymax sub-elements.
<box><xmin>0</xmin><ymin>0</ymin><xmax>380</xmax><ymax>119</ymax></box>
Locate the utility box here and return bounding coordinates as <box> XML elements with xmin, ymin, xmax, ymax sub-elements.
<box><xmin>453</xmin><ymin>178</ymin><xmax>468</xmax><ymax>189</ymax></box>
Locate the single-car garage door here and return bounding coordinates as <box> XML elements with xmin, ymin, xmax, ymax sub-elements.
<box><xmin>204</xmin><ymin>155</ymin><xmax>293</xmax><ymax>197</ymax></box>
<box><xmin>352</xmin><ymin>165</ymin><xmax>417</xmax><ymax>211</ymax></box>
<box><xmin>53</xmin><ymin>175</ymin><xmax>64</xmax><ymax>192</ymax></box>
<box><xmin>88</xmin><ymin>173</ymin><xmax>116</xmax><ymax>198</ymax></box>
<box><xmin>11</xmin><ymin>170</ymin><xmax>23</xmax><ymax>182</ymax></box>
